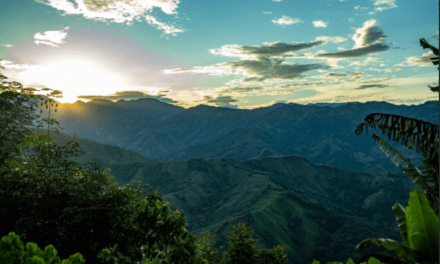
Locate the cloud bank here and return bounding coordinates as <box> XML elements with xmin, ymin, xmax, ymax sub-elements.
<box><xmin>35</xmin><ymin>0</ymin><xmax>184</xmax><ymax>35</ymax></box>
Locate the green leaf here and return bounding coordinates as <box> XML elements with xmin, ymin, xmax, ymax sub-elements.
<box><xmin>391</xmin><ymin>202</ymin><xmax>410</xmax><ymax>247</ymax></box>
<box><xmin>355</xmin><ymin>190</ymin><xmax>439</xmax><ymax>264</ymax></box>
<box><xmin>406</xmin><ymin>190</ymin><xmax>439</xmax><ymax>262</ymax></box>
<box><xmin>354</xmin><ymin>238</ymin><xmax>420</xmax><ymax>263</ymax></box>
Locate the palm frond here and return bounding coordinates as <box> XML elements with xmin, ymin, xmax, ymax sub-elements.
<box><xmin>372</xmin><ymin>132</ymin><xmax>439</xmax><ymax>214</ymax></box>
<box><xmin>428</xmin><ymin>85</ymin><xmax>439</xmax><ymax>93</ymax></box>
<box><xmin>354</xmin><ymin>113</ymin><xmax>439</xmax><ymax>164</ymax></box>
<box><xmin>372</xmin><ymin>133</ymin><xmax>430</xmax><ymax>190</ymax></box>
<box><xmin>420</xmin><ymin>38</ymin><xmax>439</xmax><ymax>70</ymax></box>
<box><xmin>371</xmin><ymin>133</ymin><xmax>410</xmax><ymax>169</ymax></box>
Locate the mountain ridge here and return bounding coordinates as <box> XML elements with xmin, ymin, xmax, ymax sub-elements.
<box><xmin>36</xmin><ymin>98</ymin><xmax>439</xmax><ymax>176</ymax></box>
<box><xmin>36</xmin><ymin>129</ymin><xmax>425</xmax><ymax>264</ymax></box>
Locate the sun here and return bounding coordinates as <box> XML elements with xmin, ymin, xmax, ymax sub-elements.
<box><xmin>34</xmin><ymin>57</ymin><xmax>127</xmax><ymax>103</ymax></box>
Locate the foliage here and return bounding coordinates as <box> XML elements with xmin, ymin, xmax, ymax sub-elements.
<box><xmin>0</xmin><ymin>133</ymin><xmax>144</xmax><ymax>262</ymax></box>
<box><xmin>0</xmin><ymin>59</ymin><xmax>61</xmax><ymax>169</ymax></box>
<box><xmin>311</xmin><ymin>256</ymin><xmax>385</xmax><ymax>264</ymax></box>
<box><xmin>97</xmin><ymin>220</ymin><xmax>289</xmax><ymax>264</ymax></box>
<box><xmin>310</xmin><ymin>37</ymin><xmax>440</xmax><ymax>264</ymax></box>
<box><xmin>216</xmin><ymin>220</ymin><xmax>288</xmax><ymax>264</ymax></box>
<box><xmin>0</xmin><ymin>232</ymin><xmax>85</xmax><ymax>264</ymax></box>
<box><xmin>0</xmin><ymin>60</ymin><xmax>199</xmax><ymax>263</ymax></box>
<box><xmin>419</xmin><ymin>38</ymin><xmax>439</xmax><ymax>92</ymax></box>
<box><xmin>221</xmin><ymin>220</ymin><xmax>260</xmax><ymax>264</ymax></box>
<box><xmin>352</xmin><ymin>190</ymin><xmax>439</xmax><ymax>263</ymax></box>
<box><xmin>354</xmin><ymin>114</ymin><xmax>439</xmax><ymax>216</ymax></box>
<box><xmin>194</xmin><ymin>231</ymin><xmax>224</xmax><ymax>264</ymax></box>
<box><xmin>96</xmin><ymin>186</ymin><xmax>201</xmax><ymax>264</ymax></box>
<box><xmin>1</xmin><ymin>134</ymin><xmax>204</xmax><ymax>263</ymax></box>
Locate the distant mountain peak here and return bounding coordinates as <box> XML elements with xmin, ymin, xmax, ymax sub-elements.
<box><xmin>133</xmin><ymin>98</ymin><xmax>162</xmax><ymax>102</ymax></box>
<box><xmin>305</xmin><ymin>102</ymin><xmax>351</xmax><ymax>108</ymax></box>
<box><xmin>89</xmin><ymin>99</ymin><xmax>116</xmax><ymax>105</ymax></box>
<box><xmin>116</xmin><ymin>97</ymin><xmax>166</xmax><ymax>105</ymax></box>
<box><xmin>58</xmin><ymin>100</ymin><xmax>87</xmax><ymax>109</ymax></box>
<box><xmin>189</xmin><ymin>104</ymin><xmax>217</xmax><ymax>111</ymax></box>
<box><xmin>64</xmin><ymin>100</ymin><xmax>87</xmax><ymax>106</ymax></box>
<box><xmin>114</xmin><ymin>97</ymin><xmax>184</xmax><ymax>112</ymax></box>
<box><xmin>74</xmin><ymin>100</ymin><xmax>86</xmax><ymax>105</ymax></box>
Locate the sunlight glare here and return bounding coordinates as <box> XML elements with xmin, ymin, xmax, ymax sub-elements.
<box><xmin>33</xmin><ymin>58</ymin><xmax>127</xmax><ymax>103</ymax></box>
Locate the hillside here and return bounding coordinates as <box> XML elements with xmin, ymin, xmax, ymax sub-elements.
<box><xmin>33</xmin><ymin>129</ymin><xmax>427</xmax><ymax>264</ymax></box>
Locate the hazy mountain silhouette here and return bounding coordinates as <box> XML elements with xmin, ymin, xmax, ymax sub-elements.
<box><xmin>40</xmin><ymin>98</ymin><xmax>439</xmax><ymax>176</ymax></box>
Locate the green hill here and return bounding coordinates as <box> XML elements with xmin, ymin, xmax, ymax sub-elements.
<box><xmin>32</xmin><ymin>128</ymin><xmax>424</xmax><ymax>264</ymax></box>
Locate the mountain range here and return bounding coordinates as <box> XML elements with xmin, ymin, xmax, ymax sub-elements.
<box><xmin>36</xmin><ymin>98</ymin><xmax>439</xmax><ymax>177</ymax></box>
<box><xmin>27</xmin><ymin>98</ymin><xmax>435</xmax><ymax>264</ymax></box>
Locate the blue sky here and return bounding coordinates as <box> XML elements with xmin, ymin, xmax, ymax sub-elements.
<box><xmin>0</xmin><ymin>0</ymin><xmax>438</xmax><ymax>109</ymax></box>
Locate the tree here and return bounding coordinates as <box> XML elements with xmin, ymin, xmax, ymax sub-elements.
<box><xmin>349</xmin><ymin>37</ymin><xmax>439</xmax><ymax>264</ymax></box>
<box><xmin>354</xmin><ymin>37</ymin><xmax>439</xmax><ymax>216</ymax></box>
<box><xmin>419</xmin><ymin>38</ymin><xmax>439</xmax><ymax>92</ymax></box>
<box><xmin>311</xmin><ymin>37</ymin><xmax>439</xmax><ymax>264</ymax></box>
<box><xmin>193</xmin><ymin>231</ymin><xmax>224</xmax><ymax>264</ymax></box>
<box><xmin>0</xmin><ymin>60</ymin><xmax>61</xmax><ymax>170</ymax></box>
<box><xmin>1</xmin><ymin>131</ymin><xmax>204</xmax><ymax>263</ymax></box>
<box><xmin>39</xmin><ymin>87</ymin><xmax>63</xmax><ymax>136</ymax></box>
<box><xmin>221</xmin><ymin>221</ymin><xmax>260</xmax><ymax>264</ymax></box>
<box><xmin>99</xmin><ymin>220</ymin><xmax>289</xmax><ymax>264</ymax></box>
<box><xmin>0</xmin><ymin>62</ymin><xmax>198</xmax><ymax>263</ymax></box>
<box><xmin>203</xmin><ymin>221</ymin><xmax>288</xmax><ymax>264</ymax></box>
<box><xmin>0</xmin><ymin>232</ymin><xmax>85</xmax><ymax>264</ymax></box>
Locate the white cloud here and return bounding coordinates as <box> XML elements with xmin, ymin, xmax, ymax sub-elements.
<box><xmin>163</xmin><ymin>63</ymin><xmax>235</xmax><ymax>76</ymax></box>
<box><xmin>312</xmin><ymin>20</ymin><xmax>328</xmax><ymax>28</ymax></box>
<box><xmin>369</xmin><ymin>0</ymin><xmax>398</xmax><ymax>15</ymax></box>
<box><xmin>35</xmin><ymin>0</ymin><xmax>184</xmax><ymax>35</ymax></box>
<box><xmin>352</xmin><ymin>19</ymin><xmax>388</xmax><ymax>49</ymax></box>
<box><xmin>209</xmin><ymin>45</ymin><xmax>256</xmax><ymax>60</ymax></box>
<box><xmin>315</xmin><ymin>36</ymin><xmax>347</xmax><ymax>43</ymax></box>
<box><xmin>366</xmin><ymin>67</ymin><xmax>401</xmax><ymax>73</ymax></box>
<box><xmin>272</xmin><ymin>16</ymin><xmax>303</xmax><ymax>26</ymax></box>
<box><xmin>354</xmin><ymin>5</ymin><xmax>369</xmax><ymax>11</ymax></box>
<box><xmin>394</xmin><ymin>51</ymin><xmax>438</xmax><ymax>68</ymax></box>
<box><xmin>209</xmin><ymin>38</ymin><xmax>346</xmax><ymax>62</ymax></box>
<box><xmin>145</xmin><ymin>15</ymin><xmax>184</xmax><ymax>35</ymax></box>
<box><xmin>348</xmin><ymin>56</ymin><xmax>380</xmax><ymax>66</ymax></box>
<box><xmin>272</xmin><ymin>0</ymin><xmax>282</xmax><ymax>2</ymax></box>
<box><xmin>33</xmin><ymin>27</ymin><xmax>70</xmax><ymax>48</ymax></box>
<box><xmin>1</xmin><ymin>44</ymin><xmax>13</xmax><ymax>48</ymax></box>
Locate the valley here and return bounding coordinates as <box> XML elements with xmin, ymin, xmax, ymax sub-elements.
<box><xmin>31</xmin><ymin>108</ymin><xmax>432</xmax><ymax>264</ymax></box>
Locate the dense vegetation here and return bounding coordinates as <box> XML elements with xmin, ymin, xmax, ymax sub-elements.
<box><xmin>0</xmin><ymin>60</ymin><xmax>288</xmax><ymax>263</ymax></box>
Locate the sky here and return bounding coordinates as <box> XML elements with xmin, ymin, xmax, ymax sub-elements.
<box><xmin>0</xmin><ymin>0</ymin><xmax>439</xmax><ymax>109</ymax></box>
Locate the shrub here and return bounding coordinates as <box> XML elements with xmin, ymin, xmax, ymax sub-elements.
<box><xmin>0</xmin><ymin>232</ymin><xmax>85</xmax><ymax>264</ymax></box>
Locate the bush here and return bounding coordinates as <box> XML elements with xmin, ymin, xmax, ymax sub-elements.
<box><xmin>0</xmin><ymin>232</ymin><xmax>85</xmax><ymax>264</ymax></box>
